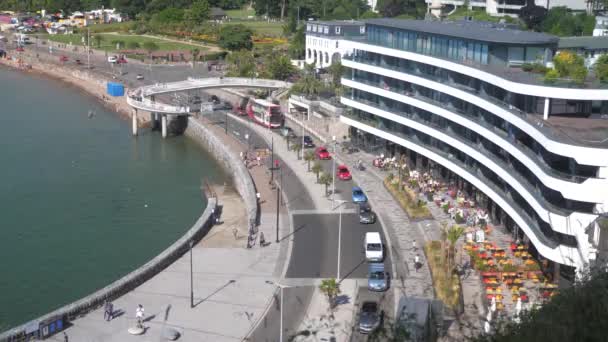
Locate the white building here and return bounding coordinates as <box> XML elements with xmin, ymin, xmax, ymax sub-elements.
<box><xmin>305</xmin><ymin>20</ymin><xmax>365</xmax><ymax>69</ymax></box>
<box><xmin>425</xmin><ymin>0</ymin><xmax>590</xmax><ymax>17</ymax></box>
<box><xmin>307</xmin><ymin>19</ymin><xmax>608</xmax><ymax>282</ymax></box>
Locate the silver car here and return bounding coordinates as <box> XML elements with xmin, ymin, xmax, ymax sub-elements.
<box><xmin>368</xmin><ymin>263</ymin><xmax>389</xmax><ymax>292</ymax></box>
<box><xmin>359</xmin><ymin>301</ymin><xmax>381</xmax><ymax>334</ymax></box>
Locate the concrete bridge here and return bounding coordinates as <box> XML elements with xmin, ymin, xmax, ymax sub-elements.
<box><xmin>126</xmin><ymin>77</ymin><xmax>291</xmax><ymax>138</ymax></box>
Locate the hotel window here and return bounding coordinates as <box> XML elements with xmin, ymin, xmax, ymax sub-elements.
<box><xmin>360</xmin><ymin>26</ymin><xmax>365</xmax><ymax>34</ymax></box>
<box><xmin>307</xmin><ymin>24</ymin><xmax>311</xmax><ymax>31</ymax></box>
<box><xmin>335</xmin><ymin>26</ymin><xmax>341</xmax><ymax>34</ymax></box>
<box><xmin>323</xmin><ymin>26</ymin><xmax>329</xmax><ymax>34</ymax></box>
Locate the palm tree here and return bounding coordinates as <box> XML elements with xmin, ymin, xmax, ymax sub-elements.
<box><xmin>293</xmin><ymin>63</ymin><xmax>322</xmax><ymax>99</ymax></box>
<box><xmin>319</xmin><ymin>172</ymin><xmax>332</xmax><ymax>197</ymax></box>
<box><xmin>319</xmin><ymin>278</ymin><xmax>341</xmax><ymax>312</ymax></box>
<box><xmin>304</xmin><ymin>151</ymin><xmax>315</xmax><ymax>171</ymax></box>
<box><xmin>312</xmin><ymin>161</ymin><xmax>322</xmax><ymax>183</ymax></box>
<box><xmin>446</xmin><ymin>225</ymin><xmax>465</xmax><ymax>277</ymax></box>
<box><xmin>191</xmin><ymin>48</ymin><xmax>200</xmax><ymax>67</ymax></box>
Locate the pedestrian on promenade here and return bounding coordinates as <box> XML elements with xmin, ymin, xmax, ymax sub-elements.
<box><xmin>414</xmin><ymin>254</ymin><xmax>420</xmax><ymax>272</ymax></box>
<box><xmin>256</xmin><ymin>192</ymin><xmax>261</xmax><ymax>203</ymax></box>
<box><xmin>135</xmin><ymin>304</ymin><xmax>145</xmax><ymax>328</ymax></box>
<box><xmin>63</xmin><ymin>332</ymin><xmax>68</xmax><ymax>342</ymax></box>
<box><xmin>412</xmin><ymin>240</ymin><xmax>417</xmax><ymax>251</ymax></box>
<box><xmin>103</xmin><ymin>301</ymin><xmax>111</xmax><ymax>321</ymax></box>
<box><xmin>259</xmin><ymin>232</ymin><xmax>266</xmax><ymax>247</ymax></box>
<box><xmin>256</xmin><ymin>154</ymin><xmax>261</xmax><ymax>167</ymax></box>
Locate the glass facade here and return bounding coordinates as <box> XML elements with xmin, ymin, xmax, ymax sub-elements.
<box><xmin>367</xmin><ymin>24</ymin><xmax>489</xmax><ymax>65</ymax></box>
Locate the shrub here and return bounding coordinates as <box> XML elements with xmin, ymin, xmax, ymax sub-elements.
<box><xmin>544</xmin><ymin>69</ymin><xmax>559</xmax><ymax>83</ymax></box>
<box><xmin>522</xmin><ymin>63</ymin><xmax>534</xmax><ymax>72</ymax></box>
<box><xmin>204</xmin><ymin>51</ymin><xmax>228</xmax><ymax>61</ymax></box>
<box><xmin>454</xmin><ymin>213</ymin><xmax>465</xmax><ymax>224</ymax></box>
<box><xmin>442</xmin><ymin>203</ymin><xmax>450</xmax><ymax>213</ymax></box>
<box><xmin>594</xmin><ymin>54</ymin><xmax>608</xmax><ymax>82</ymax></box>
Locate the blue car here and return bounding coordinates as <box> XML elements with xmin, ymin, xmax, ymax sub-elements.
<box><xmin>352</xmin><ymin>186</ymin><xmax>368</xmax><ymax>203</ymax></box>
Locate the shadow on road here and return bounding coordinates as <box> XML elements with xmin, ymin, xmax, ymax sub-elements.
<box><xmin>194</xmin><ymin>279</ymin><xmax>236</xmax><ymax>308</ymax></box>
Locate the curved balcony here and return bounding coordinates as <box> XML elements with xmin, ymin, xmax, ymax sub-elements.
<box><xmin>342</xmin><ymin>94</ymin><xmax>599</xmax><ymax>237</ymax></box>
<box><xmin>340</xmin><ymin>113</ymin><xmax>584</xmax><ymax>267</ymax></box>
<box><xmin>342</xmin><ymin>55</ymin><xmax>608</xmax><ymax>165</ymax></box>
<box><xmin>341</xmin><ymin>77</ymin><xmax>608</xmax><ymax>204</ymax></box>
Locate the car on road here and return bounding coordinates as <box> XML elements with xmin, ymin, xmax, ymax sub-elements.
<box><xmin>358</xmin><ymin>301</ymin><xmax>382</xmax><ymax>334</ymax></box>
<box><xmin>191</xmin><ymin>95</ymin><xmax>202</xmax><ymax>104</ymax></box>
<box><xmin>281</xmin><ymin>126</ymin><xmax>296</xmax><ymax>138</ymax></box>
<box><xmin>59</xmin><ymin>55</ymin><xmax>68</xmax><ymax>62</ymax></box>
<box><xmin>352</xmin><ymin>186</ymin><xmax>367</xmax><ymax>203</ymax></box>
<box><xmin>359</xmin><ymin>203</ymin><xmax>376</xmax><ymax>224</ymax></box>
<box><xmin>136</xmin><ymin>74</ymin><xmax>144</xmax><ymax>80</ymax></box>
<box><xmin>303</xmin><ymin>135</ymin><xmax>315</xmax><ymax>148</ymax></box>
<box><xmin>337</xmin><ymin>165</ymin><xmax>352</xmax><ymax>180</ymax></box>
<box><xmin>364</xmin><ymin>232</ymin><xmax>384</xmax><ymax>262</ymax></box>
<box><xmin>213</xmin><ymin>101</ymin><xmax>233</xmax><ymax>110</ymax></box>
<box><xmin>368</xmin><ymin>262</ymin><xmax>389</xmax><ymax>292</ymax></box>
<box><xmin>107</xmin><ymin>56</ymin><xmax>117</xmax><ymax>63</ymax></box>
<box><xmin>117</xmin><ymin>56</ymin><xmax>127</xmax><ymax>64</ymax></box>
<box><xmin>315</xmin><ymin>146</ymin><xmax>331</xmax><ymax>160</ymax></box>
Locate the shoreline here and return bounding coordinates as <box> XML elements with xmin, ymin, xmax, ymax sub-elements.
<box><xmin>0</xmin><ymin>55</ymin><xmax>150</xmax><ymax>127</ymax></box>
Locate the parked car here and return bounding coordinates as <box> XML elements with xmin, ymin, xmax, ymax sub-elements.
<box><xmin>358</xmin><ymin>301</ymin><xmax>382</xmax><ymax>334</ymax></box>
<box><xmin>107</xmin><ymin>56</ymin><xmax>117</xmax><ymax>63</ymax></box>
<box><xmin>75</xmin><ymin>59</ymin><xmax>82</xmax><ymax>65</ymax></box>
<box><xmin>210</xmin><ymin>95</ymin><xmax>220</xmax><ymax>104</ymax></box>
<box><xmin>368</xmin><ymin>263</ymin><xmax>389</xmax><ymax>292</ymax></box>
<box><xmin>15</xmin><ymin>46</ymin><xmax>24</xmax><ymax>52</ymax></box>
<box><xmin>364</xmin><ymin>232</ymin><xmax>384</xmax><ymax>262</ymax></box>
<box><xmin>352</xmin><ymin>186</ymin><xmax>367</xmax><ymax>203</ymax></box>
<box><xmin>136</xmin><ymin>74</ymin><xmax>144</xmax><ymax>80</ymax></box>
<box><xmin>315</xmin><ymin>146</ymin><xmax>331</xmax><ymax>160</ymax></box>
<box><xmin>117</xmin><ymin>56</ymin><xmax>127</xmax><ymax>64</ymax></box>
<box><xmin>303</xmin><ymin>135</ymin><xmax>315</xmax><ymax>148</ymax></box>
<box><xmin>337</xmin><ymin>165</ymin><xmax>352</xmax><ymax>180</ymax></box>
<box><xmin>359</xmin><ymin>203</ymin><xmax>376</xmax><ymax>224</ymax></box>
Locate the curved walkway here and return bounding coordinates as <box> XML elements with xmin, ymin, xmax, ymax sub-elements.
<box><xmin>127</xmin><ymin>77</ymin><xmax>291</xmax><ymax>114</ymax></box>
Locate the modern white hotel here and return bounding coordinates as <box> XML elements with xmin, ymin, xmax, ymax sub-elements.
<box><xmin>306</xmin><ymin>18</ymin><xmax>608</xmax><ymax>284</ymax></box>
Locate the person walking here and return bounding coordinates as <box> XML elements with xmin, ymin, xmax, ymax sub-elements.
<box><xmin>414</xmin><ymin>254</ymin><xmax>420</xmax><ymax>272</ymax></box>
<box><xmin>259</xmin><ymin>231</ymin><xmax>266</xmax><ymax>247</ymax></box>
<box><xmin>63</xmin><ymin>332</ymin><xmax>68</xmax><ymax>342</ymax></box>
<box><xmin>103</xmin><ymin>301</ymin><xmax>111</xmax><ymax>321</ymax></box>
<box><xmin>106</xmin><ymin>301</ymin><xmax>114</xmax><ymax>321</ymax></box>
<box><xmin>135</xmin><ymin>304</ymin><xmax>145</xmax><ymax>328</ymax></box>
<box><xmin>412</xmin><ymin>240</ymin><xmax>417</xmax><ymax>251</ymax></box>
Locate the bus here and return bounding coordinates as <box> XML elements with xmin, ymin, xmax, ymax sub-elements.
<box><xmin>246</xmin><ymin>98</ymin><xmax>283</xmax><ymax>128</ymax></box>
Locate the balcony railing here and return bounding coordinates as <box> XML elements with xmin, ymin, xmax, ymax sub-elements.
<box><xmin>343</xmin><ymin>94</ymin><xmax>575</xmax><ymax>218</ymax></box>
<box><xmin>343</xmin><ymin>54</ymin><xmax>603</xmax><ymax>147</ymax></box>
<box><xmin>342</xmin><ymin>111</ymin><xmax>575</xmax><ymax>249</ymax></box>
<box><xmin>342</xmin><ymin>75</ymin><xmax>588</xmax><ymax>183</ymax></box>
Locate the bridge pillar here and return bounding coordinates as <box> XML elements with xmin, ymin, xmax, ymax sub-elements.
<box><xmin>161</xmin><ymin>114</ymin><xmax>168</xmax><ymax>138</ymax></box>
<box><xmin>131</xmin><ymin>109</ymin><xmax>138</xmax><ymax>136</ymax></box>
<box><xmin>152</xmin><ymin>112</ymin><xmax>160</xmax><ymax>131</ymax></box>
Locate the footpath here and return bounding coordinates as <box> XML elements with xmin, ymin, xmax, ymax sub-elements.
<box><xmin>57</xmin><ymin>117</ymin><xmax>290</xmax><ymax>342</ymax></box>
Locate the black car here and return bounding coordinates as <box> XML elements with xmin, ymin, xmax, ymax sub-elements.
<box><xmin>359</xmin><ymin>203</ymin><xmax>376</xmax><ymax>224</ymax></box>
<box><xmin>303</xmin><ymin>135</ymin><xmax>315</xmax><ymax>148</ymax></box>
<box><xmin>359</xmin><ymin>301</ymin><xmax>382</xmax><ymax>334</ymax></box>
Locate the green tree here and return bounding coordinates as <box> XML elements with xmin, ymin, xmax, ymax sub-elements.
<box><xmin>191</xmin><ymin>47</ymin><xmax>200</xmax><ymax>67</ymax></box>
<box><xmin>127</xmin><ymin>41</ymin><xmax>141</xmax><ymax>49</ymax></box>
<box><xmin>142</xmin><ymin>41</ymin><xmax>160</xmax><ymax>58</ymax></box>
<box><xmin>111</xmin><ymin>0</ymin><xmax>146</xmax><ymax>18</ymax></box>
<box><xmin>267</xmin><ymin>54</ymin><xmax>296</xmax><ymax>81</ymax></box>
<box><xmin>319</xmin><ymin>172</ymin><xmax>332</xmax><ymax>196</ymax></box>
<box><xmin>312</xmin><ymin>161</ymin><xmax>323</xmax><ymax>183</ymax></box>
<box><xmin>226</xmin><ymin>49</ymin><xmax>256</xmax><ymax>77</ymax></box>
<box><xmin>519</xmin><ymin>2</ymin><xmax>547</xmax><ymax>31</ymax></box>
<box><xmin>218</xmin><ymin>24</ymin><xmax>253</xmax><ymax>51</ymax></box>
<box><xmin>594</xmin><ymin>54</ymin><xmax>608</xmax><ymax>82</ymax></box>
<box><xmin>360</xmin><ymin>10</ymin><xmax>381</xmax><ymax>19</ymax></box>
<box><xmin>304</xmin><ymin>151</ymin><xmax>315</xmax><ymax>171</ymax></box>
<box><xmin>92</xmin><ymin>34</ymin><xmax>104</xmax><ymax>48</ymax></box>
<box><xmin>540</xmin><ymin>7</ymin><xmax>595</xmax><ymax>36</ymax></box>
<box><xmin>552</xmin><ymin>50</ymin><xmax>587</xmax><ymax>84</ymax></box>
<box><xmin>151</xmin><ymin>8</ymin><xmax>185</xmax><ymax>24</ymax></box>
<box><xmin>475</xmin><ymin>270</ymin><xmax>608</xmax><ymax>342</ymax></box>
<box><xmin>319</xmin><ymin>278</ymin><xmax>341</xmax><ymax>311</ymax></box>
<box><xmin>446</xmin><ymin>225</ymin><xmax>464</xmax><ymax>277</ymax></box>
<box><xmin>291</xmin><ymin>63</ymin><xmax>323</xmax><ymax>98</ymax></box>
<box><xmin>327</xmin><ymin>60</ymin><xmax>344</xmax><ymax>87</ymax></box>
<box><xmin>288</xmin><ymin>24</ymin><xmax>306</xmax><ymax>59</ymax></box>
<box><xmin>186</xmin><ymin>0</ymin><xmax>210</xmax><ymax>26</ymax></box>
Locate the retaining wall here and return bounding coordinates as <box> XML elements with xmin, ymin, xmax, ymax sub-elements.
<box><xmin>0</xmin><ymin>198</ymin><xmax>217</xmax><ymax>342</ymax></box>
<box><xmin>184</xmin><ymin>117</ymin><xmax>258</xmax><ymax>227</ymax></box>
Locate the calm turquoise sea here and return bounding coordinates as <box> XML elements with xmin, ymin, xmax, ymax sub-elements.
<box><xmin>0</xmin><ymin>67</ymin><xmax>225</xmax><ymax>330</ymax></box>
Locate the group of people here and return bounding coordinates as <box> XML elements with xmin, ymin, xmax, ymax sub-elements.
<box><xmin>240</xmin><ymin>150</ymin><xmax>263</xmax><ymax>168</ymax></box>
<box><xmin>102</xmin><ymin>301</ymin><xmax>146</xmax><ymax>328</ymax></box>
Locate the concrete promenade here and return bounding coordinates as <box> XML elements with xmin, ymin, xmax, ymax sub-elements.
<box><xmin>57</xmin><ymin>117</ymin><xmax>292</xmax><ymax>341</ymax></box>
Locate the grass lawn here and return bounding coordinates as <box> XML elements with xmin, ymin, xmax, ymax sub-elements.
<box><xmin>225</xmin><ymin>8</ymin><xmax>256</xmax><ymax>19</ymax></box>
<box><xmin>45</xmin><ymin>33</ymin><xmax>207</xmax><ymax>52</ymax></box>
<box><xmin>86</xmin><ymin>22</ymin><xmax>133</xmax><ymax>33</ymax></box>
<box><xmin>222</xmin><ymin>20</ymin><xmax>285</xmax><ymax>36</ymax></box>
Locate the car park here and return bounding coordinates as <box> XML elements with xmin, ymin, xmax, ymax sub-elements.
<box><xmin>337</xmin><ymin>165</ymin><xmax>352</xmax><ymax>180</ymax></box>
<box><xmin>315</xmin><ymin>146</ymin><xmax>331</xmax><ymax>160</ymax></box>
<box><xmin>303</xmin><ymin>135</ymin><xmax>315</xmax><ymax>148</ymax></box>
<box><xmin>352</xmin><ymin>186</ymin><xmax>367</xmax><ymax>203</ymax></box>
<box><xmin>358</xmin><ymin>301</ymin><xmax>381</xmax><ymax>334</ymax></box>
<box><xmin>359</xmin><ymin>203</ymin><xmax>376</xmax><ymax>224</ymax></box>
<box><xmin>364</xmin><ymin>232</ymin><xmax>383</xmax><ymax>262</ymax></box>
<box><xmin>368</xmin><ymin>263</ymin><xmax>389</xmax><ymax>292</ymax></box>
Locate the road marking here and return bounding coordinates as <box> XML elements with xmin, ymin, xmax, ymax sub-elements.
<box><xmin>291</xmin><ymin>209</ymin><xmax>357</xmax><ymax>215</ymax></box>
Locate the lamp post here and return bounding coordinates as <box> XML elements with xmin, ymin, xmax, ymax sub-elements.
<box><xmin>334</xmin><ymin>200</ymin><xmax>348</xmax><ymax>280</ymax></box>
<box><xmin>275</xmin><ymin>160</ymin><xmax>281</xmax><ymax>243</ymax></box>
<box><xmin>300</xmin><ymin>111</ymin><xmax>305</xmax><ymax>159</ymax></box>
<box><xmin>189</xmin><ymin>239</ymin><xmax>194</xmax><ymax>308</ymax></box>
<box><xmin>270</xmin><ymin>135</ymin><xmax>275</xmax><ymax>184</ymax></box>
<box><xmin>265</xmin><ymin>281</ymin><xmax>290</xmax><ymax>342</ymax></box>
<box><xmin>331</xmin><ymin>136</ymin><xmax>337</xmax><ymax>202</ymax></box>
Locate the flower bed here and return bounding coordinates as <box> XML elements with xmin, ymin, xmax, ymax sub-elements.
<box><xmin>384</xmin><ymin>175</ymin><xmax>433</xmax><ymax>220</ymax></box>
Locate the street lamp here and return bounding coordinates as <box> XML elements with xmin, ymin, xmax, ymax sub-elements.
<box><xmin>275</xmin><ymin>160</ymin><xmax>281</xmax><ymax>243</ymax></box>
<box><xmin>189</xmin><ymin>239</ymin><xmax>194</xmax><ymax>308</ymax></box>
<box><xmin>265</xmin><ymin>280</ymin><xmax>291</xmax><ymax>342</ymax></box>
<box><xmin>333</xmin><ymin>200</ymin><xmax>349</xmax><ymax>281</ymax></box>
<box><xmin>331</xmin><ymin>135</ymin><xmax>337</xmax><ymax>202</ymax></box>
<box><xmin>300</xmin><ymin>111</ymin><xmax>305</xmax><ymax>160</ymax></box>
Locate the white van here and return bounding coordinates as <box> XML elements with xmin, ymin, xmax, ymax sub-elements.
<box><xmin>364</xmin><ymin>232</ymin><xmax>384</xmax><ymax>262</ymax></box>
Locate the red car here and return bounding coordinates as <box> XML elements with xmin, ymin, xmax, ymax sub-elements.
<box><xmin>16</xmin><ymin>46</ymin><xmax>24</xmax><ymax>52</ymax></box>
<box><xmin>315</xmin><ymin>147</ymin><xmax>331</xmax><ymax>160</ymax></box>
<box><xmin>59</xmin><ymin>55</ymin><xmax>68</xmax><ymax>62</ymax></box>
<box><xmin>337</xmin><ymin>165</ymin><xmax>351</xmax><ymax>180</ymax></box>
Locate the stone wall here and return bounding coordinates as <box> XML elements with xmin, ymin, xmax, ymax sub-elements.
<box><xmin>0</xmin><ymin>198</ymin><xmax>217</xmax><ymax>341</ymax></box>
<box><xmin>185</xmin><ymin>117</ymin><xmax>258</xmax><ymax>227</ymax></box>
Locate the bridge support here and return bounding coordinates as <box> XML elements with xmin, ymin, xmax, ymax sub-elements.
<box><xmin>152</xmin><ymin>112</ymin><xmax>160</xmax><ymax>131</ymax></box>
<box><xmin>161</xmin><ymin>114</ymin><xmax>168</xmax><ymax>138</ymax></box>
<box><xmin>131</xmin><ymin>109</ymin><xmax>138</xmax><ymax>136</ymax></box>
